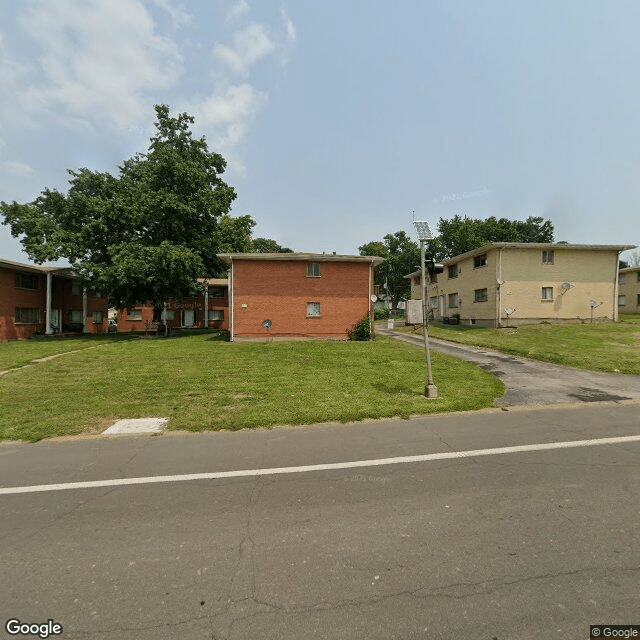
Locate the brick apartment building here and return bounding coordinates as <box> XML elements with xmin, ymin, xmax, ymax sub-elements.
<box><xmin>218</xmin><ymin>253</ymin><xmax>384</xmax><ymax>340</ymax></box>
<box><xmin>115</xmin><ymin>278</ymin><xmax>229</xmax><ymax>332</ymax></box>
<box><xmin>0</xmin><ymin>258</ymin><xmax>108</xmax><ymax>340</ymax></box>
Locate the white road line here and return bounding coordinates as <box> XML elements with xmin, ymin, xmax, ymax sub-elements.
<box><xmin>2</xmin><ymin>434</ymin><xmax>639</xmax><ymax>496</ymax></box>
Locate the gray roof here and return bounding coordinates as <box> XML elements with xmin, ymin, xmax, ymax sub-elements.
<box><xmin>218</xmin><ymin>252</ymin><xmax>385</xmax><ymax>265</ymax></box>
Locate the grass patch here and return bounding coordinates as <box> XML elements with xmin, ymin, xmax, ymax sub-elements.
<box><xmin>0</xmin><ymin>334</ymin><xmax>503</xmax><ymax>442</ymax></box>
<box><xmin>397</xmin><ymin>314</ymin><xmax>640</xmax><ymax>374</ymax></box>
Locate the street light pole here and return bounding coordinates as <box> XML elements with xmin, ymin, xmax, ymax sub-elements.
<box><xmin>413</xmin><ymin>220</ymin><xmax>438</xmax><ymax>399</ymax></box>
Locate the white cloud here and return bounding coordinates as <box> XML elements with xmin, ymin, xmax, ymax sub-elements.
<box><xmin>151</xmin><ymin>0</ymin><xmax>192</xmax><ymax>28</ymax></box>
<box><xmin>2</xmin><ymin>161</ymin><xmax>35</xmax><ymax>176</ymax></box>
<box><xmin>281</xmin><ymin>8</ymin><xmax>296</xmax><ymax>44</ymax></box>
<box><xmin>226</xmin><ymin>0</ymin><xmax>250</xmax><ymax>25</ymax></box>
<box><xmin>15</xmin><ymin>0</ymin><xmax>182</xmax><ymax>129</ymax></box>
<box><xmin>213</xmin><ymin>23</ymin><xmax>276</xmax><ymax>75</ymax></box>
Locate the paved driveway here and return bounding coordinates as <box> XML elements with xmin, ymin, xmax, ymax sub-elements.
<box><xmin>377</xmin><ymin>325</ymin><xmax>640</xmax><ymax>406</ymax></box>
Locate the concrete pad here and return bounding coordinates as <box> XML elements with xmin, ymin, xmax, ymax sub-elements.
<box><xmin>102</xmin><ymin>418</ymin><xmax>168</xmax><ymax>436</ymax></box>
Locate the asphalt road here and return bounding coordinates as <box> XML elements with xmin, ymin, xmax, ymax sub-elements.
<box><xmin>376</xmin><ymin>325</ymin><xmax>640</xmax><ymax>406</ymax></box>
<box><xmin>1</xmin><ymin>402</ymin><xmax>640</xmax><ymax>640</ymax></box>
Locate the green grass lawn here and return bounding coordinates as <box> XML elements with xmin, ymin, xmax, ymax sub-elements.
<box><xmin>0</xmin><ymin>333</ymin><xmax>503</xmax><ymax>442</ymax></box>
<box><xmin>397</xmin><ymin>314</ymin><xmax>640</xmax><ymax>374</ymax></box>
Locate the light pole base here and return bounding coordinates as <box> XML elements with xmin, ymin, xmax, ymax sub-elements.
<box><xmin>424</xmin><ymin>384</ymin><xmax>438</xmax><ymax>398</ymax></box>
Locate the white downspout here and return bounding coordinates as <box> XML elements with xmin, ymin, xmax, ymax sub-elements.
<box><xmin>45</xmin><ymin>272</ymin><xmax>53</xmax><ymax>334</ymax></box>
<box><xmin>82</xmin><ymin>287</ymin><xmax>88</xmax><ymax>333</ymax></box>
<box><xmin>497</xmin><ymin>248</ymin><xmax>503</xmax><ymax>328</ymax></box>
<box><xmin>614</xmin><ymin>252</ymin><xmax>621</xmax><ymax>322</ymax></box>
<box><xmin>204</xmin><ymin>282</ymin><xmax>209</xmax><ymax>328</ymax></box>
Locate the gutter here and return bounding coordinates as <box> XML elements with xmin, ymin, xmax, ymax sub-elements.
<box><xmin>614</xmin><ymin>252</ymin><xmax>620</xmax><ymax>322</ymax></box>
<box><xmin>497</xmin><ymin>247</ymin><xmax>503</xmax><ymax>328</ymax></box>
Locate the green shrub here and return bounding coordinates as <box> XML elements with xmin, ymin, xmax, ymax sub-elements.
<box><xmin>347</xmin><ymin>316</ymin><xmax>372</xmax><ymax>341</ymax></box>
<box><xmin>374</xmin><ymin>307</ymin><xmax>389</xmax><ymax>320</ymax></box>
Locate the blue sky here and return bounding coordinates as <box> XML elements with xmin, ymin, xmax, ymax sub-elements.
<box><xmin>1</xmin><ymin>0</ymin><xmax>638</xmax><ymax>264</ymax></box>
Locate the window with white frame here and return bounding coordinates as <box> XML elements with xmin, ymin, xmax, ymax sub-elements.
<box><xmin>448</xmin><ymin>293</ymin><xmax>458</xmax><ymax>308</ymax></box>
<box><xmin>618</xmin><ymin>295</ymin><xmax>626</xmax><ymax>306</ymax></box>
<box><xmin>209</xmin><ymin>309</ymin><xmax>224</xmax><ymax>321</ymax></box>
<box><xmin>541</xmin><ymin>287</ymin><xmax>553</xmax><ymax>301</ymax></box>
<box><xmin>92</xmin><ymin>311</ymin><xmax>103</xmax><ymax>324</ymax></box>
<box><xmin>15</xmin><ymin>272</ymin><xmax>39</xmax><ymax>290</ymax></box>
<box><xmin>306</xmin><ymin>262</ymin><xmax>321</xmax><ymax>277</ymax></box>
<box><xmin>306</xmin><ymin>301</ymin><xmax>321</xmax><ymax>316</ymax></box>
<box><xmin>164</xmin><ymin>310</ymin><xmax>175</xmax><ymax>321</ymax></box>
<box><xmin>15</xmin><ymin>308</ymin><xmax>40</xmax><ymax>324</ymax></box>
<box><xmin>473</xmin><ymin>254</ymin><xmax>487</xmax><ymax>268</ymax></box>
<box><xmin>542</xmin><ymin>250</ymin><xmax>554</xmax><ymax>264</ymax></box>
<box><xmin>208</xmin><ymin>286</ymin><xmax>226</xmax><ymax>298</ymax></box>
<box><xmin>474</xmin><ymin>288</ymin><xmax>488</xmax><ymax>302</ymax></box>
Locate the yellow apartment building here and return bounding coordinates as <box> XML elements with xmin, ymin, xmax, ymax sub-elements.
<box><xmin>405</xmin><ymin>243</ymin><xmax>634</xmax><ymax>327</ymax></box>
<box><xmin>618</xmin><ymin>266</ymin><xmax>640</xmax><ymax>315</ymax></box>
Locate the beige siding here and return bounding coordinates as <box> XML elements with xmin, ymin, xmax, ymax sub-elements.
<box><xmin>618</xmin><ymin>267</ymin><xmax>640</xmax><ymax>314</ymax></box>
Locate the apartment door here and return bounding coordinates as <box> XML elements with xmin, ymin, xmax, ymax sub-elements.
<box><xmin>51</xmin><ymin>309</ymin><xmax>62</xmax><ymax>333</ymax></box>
<box><xmin>181</xmin><ymin>309</ymin><xmax>195</xmax><ymax>327</ymax></box>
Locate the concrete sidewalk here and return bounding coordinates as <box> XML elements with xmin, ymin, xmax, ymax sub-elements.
<box><xmin>377</xmin><ymin>324</ymin><xmax>640</xmax><ymax>407</ymax></box>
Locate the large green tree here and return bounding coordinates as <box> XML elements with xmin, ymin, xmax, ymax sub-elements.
<box><xmin>425</xmin><ymin>214</ymin><xmax>554</xmax><ymax>260</ymax></box>
<box><xmin>1</xmin><ymin>105</ymin><xmax>245</xmax><ymax>319</ymax></box>
<box><xmin>359</xmin><ymin>231</ymin><xmax>420</xmax><ymax>305</ymax></box>
<box><xmin>250</xmin><ymin>237</ymin><xmax>293</xmax><ymax>253</ymax></box>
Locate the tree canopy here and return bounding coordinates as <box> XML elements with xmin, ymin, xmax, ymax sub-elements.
<box><xmin>1</xmin><ymin>105</ymin><xmax>250</xmax><ymax>316</ymax></box>
<box><xmin>359</xmin><ymin>231</ymin><xmax>420</xmax><ymax>305</ymax></box>
<box><xmin>425</xmin><ymin>214</ymin><xmax>554</xmax><ymax>260</ymax></box>
<box><xmin>250</xmin><ymin>237</ymin><xmax>293</xmax><ymax>253</ymax></box>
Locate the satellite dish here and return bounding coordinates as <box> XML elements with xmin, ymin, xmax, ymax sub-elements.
<box><xmin>497</xmin><ymin>278</ymin><xmax>504</xmax><ymax>286</ymax></box>
<box><xmin>504</xmin><ymin>307</ymin><xmax>515</xmax><ymax>317</ymax></box>
<box><xmin>262</xmin><ymin>319</ymin><xmax>272</xmax><ymax>329</ymax></box>
<box><xmin>589</xmin><ymin>300</ymin><xmax>599</xmax><ymax>308</ymax></box>
<box><xmin>370</xmin><ymin>294</ymin><xmax>378</xmax><ymax>302</ymax></box>
<box><xmin>561</xmin><ymin>282</ymin><xmax>572</xmax><ymax>291</ymax></box>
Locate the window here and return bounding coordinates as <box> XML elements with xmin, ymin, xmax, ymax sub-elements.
<box><xmin>94</xmin><ymin>291</ymin><xmax>102</xmax><ymax>299</ymax></box>
<box><xmin>619</xmin><ymin>274</ymin><xmax>626</xmax><ymax>284</ymax></box>
<box><xmin>637</xmin><ymin>294</ymin><xmax>640</xmax><ymax>306</ymax></box>
<box><xmin>542</xmin><ymin>250</ymin><xmax>554</xmax><ymax>264</ymax></box>
<box><xmin>618</xmin><ymin>295</ymin><xmax>626</xmax><ymax>306</ymax></box>
<box><xmin>414</xmin><ymin>276</ymin><xmax>420</xmax><ymax>285</ymax></box>
<box><xmin>474</xmin><ymin>254</ymin><xmax>487</xmax><ymax>268</ymax></box>
<box><xmin>209</xmin><ymin>310</ymin><xmax>224</xmax><ymax>321</ymax></box>
<box><xmin>92</xmin><ymin>311</ymin><xmax>103</xmax><ymax>324</ymax></box>
<box><xmin>15</xmin><ymin>272</ymin><xmax>39</xmax><ymax>290</ymax></box>
<box><xmin>637</xmin><ymin>272</ymin><xmax>640</xmax><ymax>282</ymax></box>
<box><xmin>71</xmin><ymin>281</ymin><xmax>82</xmax><ymax>296</ymax></box>
<box><xmin>208</xmin><ymin>286</ymin><xmax>226</xmax><ymax>298</ymax></box>
<box><xmin>306</xmin><ymin>301</ymin><xmax>321</xmax><ymax>317</ymax></box>
<box><xmin>429</xmin><ymin>296</ymin><xmax>438</xmax><ymax>309</ymax></box>
<box><xmin>306</xmin><ymin>262</ymin><xmax>321</xmax><ymax>277</ymax></box>
<box><xmin>68</xmin><ymin>309</ymin><xmax>83</xmax><ymax>323</ymax></box>
<box><xmin>541</xmin><ymin>287</ymin><xmax>553</xmax><ymax>301</ymax></box>
<box><xmin>448</xmin><ymin>293</ymin><xmax>458</xmax><ymax>309</ymax></box>
<box><xmin>474</xmin><ymin>288</ymin><xmax>488</xmax><ymax>302</ymax></box>
<box><xmin>448</xmin><ymin>265</ymin><xmax>458</xmax><ymax>279</ymax></box>
<box><xmin>15</xmin><ymin>308</ymin><xmax>40</xmax><ymax>324</ymax></box>
<box><xmin>164</xmin><ymin>310</ymin><xmax>175</xmax><ymax>321</ymax></box>
<box><xmin>127</xmin><ymin>309</ymin><xmax>142</xmax><ymax>320</ymax></box>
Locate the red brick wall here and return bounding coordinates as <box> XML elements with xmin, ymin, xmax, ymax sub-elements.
<box><xmin>231</xmin><ymin>259</ymin><xmax>372</xmax><ymax>338</ymax></box>
<box><xmin>0</xmin><ymin>266</ymin><xmax>108</xmax><ymax>340</ymax></box>
<box><xmin>116</xmin><ymin>290</ymin><xmax>229</xmax><ymax>332</ymax></box>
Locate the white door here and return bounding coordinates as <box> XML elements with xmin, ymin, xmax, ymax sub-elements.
<box><xmin>51</xmin><ymin>309</ymin><xmax>62</xmax><ymax>332</ymax></box>
<box><xmin>182</xmin><ymin>309</ymin><xmax>195</xmax><ymax>327</ymax></box>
